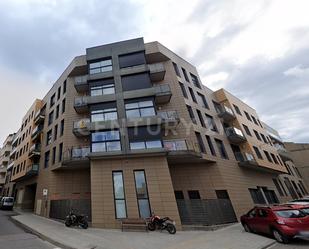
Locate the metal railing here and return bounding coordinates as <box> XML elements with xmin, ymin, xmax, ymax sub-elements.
<box><xmin>221</xmin><ymin>105</ymin><xmax>234</xmax><ymax>115</ymax></box>
<box><xmin>157</xmin><ymin>110</ymin><xmax>179</xmax><ymax>121</ymax></box>
<box><xmin>163</xmin><ymin>139</ymin><xmax>188</xmax><ymax>151</ymax></box>
<box><xmin>154</xmin><ymin>83</ymin><xmax>171</xmax><ymax>94</ymax></box>
<box><xmin>235</xmin><ymin>152</ymin><xmax>256</xmax><ymax>162</ymax></box>
<box><xmin>31</xmin><ymin>125</ymin><xmax>43</xmax><ymax>137</ymax></box>
<box><xmin>74</xmin><ymin>96</ymin><xmax>88</xmax><ymax>106</ymax></box>
<box><xmin>63</xmin><ymin>147</ymin><xmax>90</xmax><ymax>161</ymax></box>
<box><xmin>225</xmin><ymin>127</ymin><xmax>244</xmax><ymax>138</ymax></box>
<box><xmin>29</xmin><ymin>143</ymin><xmax>41</xmax><ymax>153</ymax></box>
<box><xmin>74</xmin><ymin>75</ymin><xmax>88</xmax><ymax>85</ymax></box>
<box><xmin>26</xmin><ymin>164</ymin><xmax>39</xmax><ymax>173</ymax></box>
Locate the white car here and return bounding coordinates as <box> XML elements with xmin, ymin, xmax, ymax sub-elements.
<box><xmin>0</xmin><ymin>197</ymin><xmax>14</xmax><ymax>210</ymax></box>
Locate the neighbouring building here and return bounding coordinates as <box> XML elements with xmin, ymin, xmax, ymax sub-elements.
<box><xmin>264</xmin><ymin>124</ymin><xmax>308</xmax><ymax>200</ymax></box>
<box><xmin>284</xmin><ymin>142</ymin><xmax>309</xmax><ymax>190</ymax></box>
<box><xmin>0</xmin><ymin>133</ymin><xmax>15</xmax><ymax>195</ymax></box>
<box><xmin>5</xmin><ymin>38</ymin><xmax>296</xmax><ymax>229</ymax></box>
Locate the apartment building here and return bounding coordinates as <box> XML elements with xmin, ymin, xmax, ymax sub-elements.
<box><xmin>6</xmin><ymin>38</ymin><xmax>290</xmax><ymax>228</ymax></box>
<box><xmin>0</xmin><ymin>134</ymin><xmax>14</xmax><ymax>195</ymax></box>
<box><xmin>284</xmin><ymin>142</ymin><xmax>309</xmax><ymax>189</ymax></box>
<box><xmin>264</xmin><ymin>124</ymin><xmax>308</xmax><ymax>200</ymax></box>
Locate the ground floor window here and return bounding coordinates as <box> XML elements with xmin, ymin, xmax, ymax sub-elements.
<box><xmin>112</xmin><ymin>171</ymin><xmax>127</xmax><ymax>219</ymax></box>
<box><xmin>249</xmin><ymin>187</ymin><xmax>279</xmax><ymax>205</ymax></box>
<box><xmin>134</xmin><ymin>170</ymin><xmax>151</xmax><ymax>218</ymax></box>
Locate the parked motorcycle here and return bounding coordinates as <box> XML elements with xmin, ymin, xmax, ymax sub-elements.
<box><xmin>65</xmin><ymin>210</ymin><xmax>88</xmax><ymax>229</ymax></box>
<box><xmin>147</xmin><ymin>213</ymin><xmax>176</xmax><ymax>234</ymax></box>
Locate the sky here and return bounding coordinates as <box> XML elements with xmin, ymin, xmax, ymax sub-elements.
<box><xmin>0</xmin><ymin>0</ymin><xmax>309</xmax><ymax>145</ymax></box>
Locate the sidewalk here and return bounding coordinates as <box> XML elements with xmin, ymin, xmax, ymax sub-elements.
<box><xmin>11</xmin><ymin>213</ymin><xmax>276</xmax><ymax>249</ymax></box>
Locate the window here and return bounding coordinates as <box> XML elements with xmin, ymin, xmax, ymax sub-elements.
<box><xmin>278</xmin><ymin>179</ymin><xmax>288</xmax><ymax>196</ymax></box>
<box><xmin>188</xmin><ymin>87</ymin><xmax>197</xmax><ymax>103</ymax></box>
<box><xmin>257</xmin><ymin>209</ymin><xmax>269</xmax><ymax>218</ymax></box>
<box><xmin>58</xmin><ymin>143</ymin><xmax>63</xmax><ymax>162</ymax></box>
<box><xmin>233</xmin><ymin>104</ymin><xmax>242</xmax><ymax>115</ymax></box>
<box><xmin>195</xmin><ymin>132</ymin><xmax>206</xmax><ymax>153</ymax></box>
<box><xmin>253</xmin><ymin>146</ymin><xmax>263</xmax><ymax>159</ymax></box>
<box><xmin>63</xmin><ymin>80</ymin><xmax>66</xmax><ymax>94</ymax></box>
<box><xmin>46</xmin><ymin>130</ymin><xmax>52</xmax><ymax>145</ymax></box>
<box><xmin>60</xmin><ymin>119</ymin><xmax>64</xmax><ymax>136</ymax></box>
<box><xmin>90</xmin><ymin>79</ymin><xmax>115</xmax><ymax>96</ymax></box>
<box><xmin>174</xmin><ymin>191</ymin><xmax>184</xmax><ymax>199</ymax></box>
<box><xmin>271</xmin><ymin>153</ymin><xmax>279</xmax><ymax>164</ymax></box>
<box><xmin>257</xmin><ymin>119</ymin><xmax>263</xmax><ymax>128</ymax></box>
<box><xmin>52</xmin><ymin>147</ymin><xmax>56</xmax><ymax>165</ymax></box>
<box><xmin>206</xmin><ymin>135</ymin><xmax>216</xmax><ymax>156</ymax></box>
<box><xmin>125</xmin><ymin>98</ymin><xmax>155</xmax><ymax>118</ymax></box>
<box><xmin>264</xmin><ymin>150</ymin><xmax>273</xmax><ymax>163</ymax></box>
<box><xmin>243</xmin><ymin>124</ymin><xmax>251</xmax><ymax>136</ymax></box>
<box><xmin>128</xmin><ymin>126</ymin><xmax>162</xmax><ymax>150</ymax></box>
<box><xmin>213</xmin><ymin>101</ymin><xmax>221</xmax><ymax>114</ymax></box>
<box><xmin>55</xmin><ymin>105</ymin><xmax>59</xmax><ymax>119</ymax></box>
<box><xmin>119</xmin><ymin>51</ymin><xmax>145</xmax><ymax>68</ymax></box>
<box><xmin>48</xmin><ymin>111</ymin><xmax>54</xmax><ymax>125</ymax></box>
<box><xmin>44</xmin><ymin>151</ymin><xmax>50</xmax><ymax>168</ymax></box>
<box><xmin>179</xmin><ymin>82</ymin><xmax>188</xmax><ymax>98</ymax></box>
<box><xmin>57</xmin><ymin>86</ymin><xmax>61</xmax><ymax>100</ymax></box>
<box><xmin>91</xmin><ymin>130</ymin><xmax>121</xmax><ymax>152</ymax></box>
<box><xmin>54</xmin><ymin>125</ymin><xmax>58</xmax><ymax>141</ymax></box>
<box><xmin>249</xmin><ymin>188</ymin><xmax>266</xmax><ymax>204</ymax></box>
<box><xmin>50</xmin><ymin>94</ymin><xmax>55</xmax><ymax>108</ymax></box>
<box><xmin>186</xmin><ymin>105</ymin><xmax>196</xmax><ymax>124</ymax></box>
<box><xmin>89</xmin><ymin>58</ymin><xmax>112</xmax><ymax>74</ymax></box>
<box><xmin>216</xmin><ymin>190</ymin><xmax>230</xmax><ymax>199</ymax></box>
<box><xmin>197</xmin><ymin>93</ymin><xmax>209</xmax><ymax>109</ymax></box>
<box><xmin>112</xmin><ymin>171</ymin><xmax>127</xmax><ymax>219</ymax></box>
<box><xmin>244</xmin><ymin>111</ymin><xmax>252</xmax><ymax>121</ymax></box>
<box><xmin>263</xmin><ymin>188</ymin><xmax>279</xmax><ymax>204</ymax></box>
<box><xmin>182</xmin><ymin>68</ymin><xmax>189</xmax><ymax>82</ymax></box>
<box><xmin>190</xmin><ymin>73</ymin><xmax>201</xmax><ymax>88</ymax></box>
<box><xmin>62</xmin><ymin>98</ymin><xmax>66</xmax><ymax>113</ymax></box>
<box><xmin>121</xmin><ymin>73</ymin><xmax>151</xmax><ymax>91</ymax></box>
<box><xmin>273</xmin><ymin>178</ymin><xmax>284</xmax><ymax>196</ymax></box>
<box><xmin>91</xmin><ymin>102</ymin><xmax>118</xmax><ymax>122</ymax></box>
<box><xmin>260</xmin><ymin>133</ymin><xmax>268</xmax><ymax>144</ymax></box>
<box><xmin>196</xmin><ymin>110</ymin><xmax>205</xmax><ymax>127</ymax></box>
<box><xmin>188</xmin><ymin>190</ymin><xmax>201</xmax><ymax>199</ymax></box>
<box><xmin>134</xmin><ymin>170</ymin><xmax>151</xmax><ymax>218</ymax></box>
<box><xmin>215</xmin><ymin>139</ymin><xmax>228</xmax><ymax>159</ymax></box>
<box><xmin>254</xmin><ymin>130</ymin><xmax>261</xmax><ymax>141</ymax></box>
<box><xmin>205</xmin><ymin>114</ymin><xmax>217</xmax><ymax>132</ymax></box>
<box><xmin>251</xmin><ymin>115</ymin><xmax>258</xmax><ymax>125</ymax></box>
<box><xmin>172</xmin><ymin>62</ymin><xmax>180</xmax><ymax>77</ymax></box>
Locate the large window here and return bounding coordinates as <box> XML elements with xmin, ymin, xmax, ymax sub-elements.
<box><xmin>243</xmin><ymin>124</ymin><xmax>251</xmax><ymax>136</ymax></box>
<box><xmin>197</xmin><ymin>93</ymin><xmax>209</xmax><ymax>109</ymax></box>
<box><xmin>172</xmin><ymin>62</ymin><xmax>180</xmax><ymax>76</ymax></box>
<box><xmin>206</xmin><ymin>135</ymin><xmax>216</xmax><ymax>156</ymax></box>
<box><xmin>46</xmin><ymin>130</ymin><xmax>52</xmax><ymax>145</ymax></box>
<box><xmin>90</xmin><ymin>79</ymin><xmax>115</xmax><ymax>96</ymax></box>
<box><xmin>188</xmin><ymin>87</ymin><xmax>197</xmax><ymax>103</ymax></box>
<box><xmin>91</xmin><ymin>130</ymin><xmax>121</xmax><ymax>152</ymax></box>
<box><xmin>179</xmin><ymin>82</ymin><xmax>188</xmax><ymax>98</ymax></box>
<box><xmin>128</xmin><ymin>126</ymin><xmax>162</xmax><ymax>150</ymax></box>
<box><xmin>233</xmin><ymin>104</ymin><xmax>242</xmax><ymax>115</ymax></box>
<box><xmin>186</xmin><ymin>105</ymin><xmax>196</xmax><ymax>124</ymax></box>
<box><xmin>44</xmin><ymin>151</ymin><xmax>50</xmax><ymax>168</ymax></box>
<box><xmin>205</xmin><ymin>114</ymin><xmax>217</xmax><ymax>132</ymax></box>
<box><xmin>190</xmin><ymin>73</ymin><xmax>201</xmax><ymax>88</ymax></box>
<box><xmin>48</xmin><ymin>111</ymin><xmax>54</xmax><ymax>125</ymax></box>
<box><xmin>195</xmin><ymin>132</ymin><xmax>206</xmax><ymax>153</ymax></box>
<box><xmin>196</xmin><ymin>110</ymin><xmax>205</xmax><ymax>127</ymax></box>
<box><xmin>89</xmin><ymin>58</ymin><xmax>112</xmax><ymax>74</ymax></box>
<box><xmin>253</xmin><ymin>146</ymin><xmax>263</xmax><ymax>159</ymax></box>
<box><xmin>125</xmin><ymin>98</ymin><xmax>155</xmax><ymax>118</ymax></box>
<box><xmin>121</xmin><ymin>73</ymin><xmax>151</xmax><ymax>91</ymax></box>
<box><xmin>91</xmin><ymin>102</ymin><xmax>118</xmax><ymax>122</ymax></box>
<box><xmin>182</xmin><ymin>68</ymin><xmax>189</xmax><ymax>82</ymax></box>
<box><xmin>119</xmin><ymin>51</ymin><xmax>146</xmax><ymax>68</ymax></box>
<box><xmin>215</xmin><ymin>139</ymin><xmax>228</xmax><ymax>159</ymax></box>
<box><xmin>134</xmin><ymin>170</ymin><xmax>151</xmax><ymax>218</ymax></box>
<box><xmin>112</xmin><ymin>171</ymin><xmax>127</xmax><ymax>219</ymax></box>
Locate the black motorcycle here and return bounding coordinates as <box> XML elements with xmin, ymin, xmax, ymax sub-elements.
<box><xmin>65</xmin><ymin>210</ymin><xmax>88</xmax><ymax>229</ymax></box>
<box><xmin>147</xmin><ymin>213</ymin><xmax>176</xmax><ymax>234</ymax></box>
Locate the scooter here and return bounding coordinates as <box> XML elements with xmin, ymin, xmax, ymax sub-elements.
<box><xmin>65</xmin><ymin>210</ymin><xmax>88</xmax><ymax>229</ymax></box>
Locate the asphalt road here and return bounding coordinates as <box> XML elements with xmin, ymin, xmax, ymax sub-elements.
<box><xmin>0</xmin><ymin>210</ymin><xmax>58</xmax><ymax>249</ymax></box>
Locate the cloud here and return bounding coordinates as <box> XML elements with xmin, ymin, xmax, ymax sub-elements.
<box><xmin>1</xmin><ymin>0</ymin><xmax>309</xmax><ymax>144</ymax></box>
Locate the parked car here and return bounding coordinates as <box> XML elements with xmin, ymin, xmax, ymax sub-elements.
<box><xmin>0</xmin><ymin>197</ymin><xmax>14</xmax><ymax>210</ymax></box>
<box><xmin>241</xmin><ymin>205</ymin><xmax>309</xmax><ymax>243</ymax></box>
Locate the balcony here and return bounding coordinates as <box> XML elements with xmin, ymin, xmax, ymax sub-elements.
<box><xmin>31</xmin><ymin>125</ymin><xmax>43</xmax><ymax>141</ymax></box>
<box><xmin>274</xmin><ymin>144</ymin><xmax>292</xmax><ymax>162</ymax></box>
<box><xmin>163</xmin><ymin>139</ymin><xmax>215</xmax><ymax>164</ymax></box>
<box><xmin>34</xmin><ymin>110</ymin><xmax>45</xmax><ymax>125</ymax></box>
<box><xmin>9</xmin><ymin>147</ymin><xmax>17</xmax><ymax>158</ymax></box>
<box><xmin>225</xmin><ymin>127</ymin><xmax>247</xmax><ymax>144</ymax></box>
<box><xmin>0</xmin><ymin>166</ymin><xmax>6</xmax><ymax>174</ymax></box>
<box><xmin>218</xmin><ymin>105</ymin><xmax>235</xmax><ymax>122</ymax></box>
<box><xmin>57</xmin><ymin>147</ymin><xmax>90</xmax><ymax>170</ymax></box>
<box><xmin>73</xmin><ymin>119</ymin><xmax>91</xmax><ymax>137</ymax></box>
<box><xmin>28</xmin><ymin>144</ymin><xmax>41</xmax><ymax>159</ymax></box>
<box><xmin>7</xmin><ymin>161</ymin><xmax>14</xmax><ymax>171</ymax></box>
<box><xmin>74</xmin><ymin>75</ymin><xmax>88</xmax><ymax>92</ymax></box>
<box><xmin>158</xmin><ymin>110</ymin><xmax>180</xmax><ymax>129</ymax></box>
<box><xmin>154</xmin><ymin>84</ymin><xmax>172</xmax><ymax>104</ymax></box>
<box><xmin>25</xmin><ymin>164</ymin><xmax>39</xmax><ymax>178</ymax></box>
<box><xmin>74</xmin><ymin>96</ymin><xmax>89</xmax><ymax>114</ymax></box>
<box><xmin>0</xmin><ymin>177</ymin><xmax>5</xmax><ymax>185</ymax></box>
<box><xmin>236</xmin><ymin>152</ymin><xmax>282</xmax><ymax>174</ymax></box>
<box><xmin>149</xmin><ymin>63</ymin><xmax>166</xmax><ymax>82</ymax></box>
<box><xmin>12</xmin><ymin>134</ymin><xmax>19</xmax><ymax>147</ymax></box>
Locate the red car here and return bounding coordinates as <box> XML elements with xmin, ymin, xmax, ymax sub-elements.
<box><xmin>241</xmin><ymin>205</ymin><xmax>309</xmax><ymax>243</ymax></box>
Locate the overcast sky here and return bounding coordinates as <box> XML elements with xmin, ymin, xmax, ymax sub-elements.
<box><xmin>0</xmin><ymin>0</ymin><xmax>309</xmax><ymax>145</ymax></box>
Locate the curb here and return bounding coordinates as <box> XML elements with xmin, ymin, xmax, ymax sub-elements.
<box><xmin>260</xmin><ymin>241</ymin><xmax>277</xmax><ymax>249</ymax></box>
<box><xmin>9</xmin><ymin>215</ymin><xmax>76</xmax><ymax>249</ymax></box>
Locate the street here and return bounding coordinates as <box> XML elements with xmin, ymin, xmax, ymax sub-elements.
<box><xmin>0</xmin><ymin>210</ymin><xmax>57</xmax><ymax>249</ymax></box>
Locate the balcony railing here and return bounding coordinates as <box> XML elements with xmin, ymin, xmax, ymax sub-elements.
<box><xmin>25</xmin><ymin>164</ymin><xmax>39</xmax><ymax>176</ymax></box>
<box><xmin>73</xmin><ymin>119</ymin><xmax>91</xmax><ymax>136</ymax></box>
<box><xmin>225</xmin><ymin>127</ymin><xmax>246</xmax><ymax>144</ymax></box>
<box><xmin>218</xmin><ymin>105</ymin><xmax>235</xmax><ymax>122</ymax></box>
<box><xmin>149</xmin><ymin>63</ymin><xmax>166</xmax><ymax>82</ymax></box>
<box><xmin>29</xmin><ymin>143</ymin><xmax>41</xmax><ymax>158</ymax></box>
<box><xmin>34</xmin><ymin>110</ymin><xmax>45</xmax><ymax>124</ymax></box>
<box><xmin>31</xmin><ymin>125</ymin><xmax>43</xmax><ymax>140</ymax></box>
<box><xmin>234</xmin><ymin>152</ymin><xmax>255</xmax><ymax>162</ymax></box>
<box><xmin>63</xmin><ymin>147</ymin><xmax>90</xmax><ymax>162</ymax></box>
<box><xmin>157</xmin><ymin>110</ymin><xmax>180</xmax><ymax>128</ymax></box>
<box><xmin>163</xmin><ymin>139</ymin><xmax>188</xmax><ymax>151</ymax></box>
<box><xmin>154</xmin><ymin>84</ymin><xmax>172</xmax><ymax>104</ymax></box>
<box><xmin>74</xmin><ymin>75</ymin><xmax>88</xmax><ymax>92</ymax></box>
